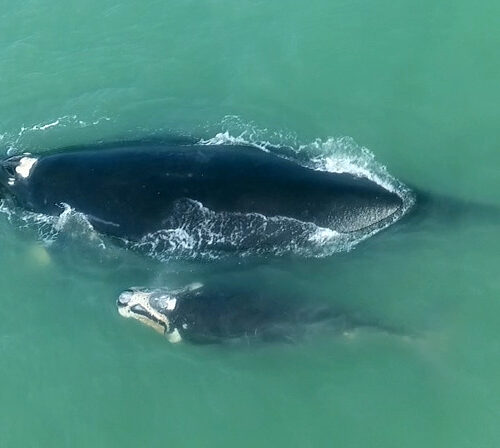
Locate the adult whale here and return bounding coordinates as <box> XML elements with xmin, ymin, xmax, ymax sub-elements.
<box><xmin>0</xmin><ymin>142</ymin><xmax>403</xmax><ymax>242</ymax></box>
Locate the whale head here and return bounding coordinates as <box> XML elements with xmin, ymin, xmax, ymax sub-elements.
<box><xmin>117</xmin><ymin>283</ymin><xmax>203</xmax><ymax>343</ymax></box>
<box><xmin>117</xmin><ymin>287</ymin><xmax>173</xmax><ymax>335</ymax></box>
<box><xmin>0</xmin><ymin>155</ymin><xmax>38</xmax><ymax>192</ymax></box>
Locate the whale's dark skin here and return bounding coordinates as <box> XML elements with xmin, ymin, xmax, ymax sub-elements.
<box><xmin>0</xmin><ymin>142</ymin><xmax>403</xmax><ymax>241</ymax></box>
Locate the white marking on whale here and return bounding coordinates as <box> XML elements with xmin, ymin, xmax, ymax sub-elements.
<box><xmin>15</xmin><ymin>156</ymin><xmax>37</xmax><ymax>179</ymax></box>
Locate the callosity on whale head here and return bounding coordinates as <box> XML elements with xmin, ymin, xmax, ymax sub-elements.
<box><xmin>117</xmin><ymin>284</ymin><xmax>203</xmax><ymax>343</ymax></box>
<box><xmin>0</xmin><ymin>155</ymin><xmax>38</xmax><ymax>182</ymax></box>
<box><xmin>0</xmin><ymin>154</ymin><xmax>38</xmax><ymax>199</ymax></box>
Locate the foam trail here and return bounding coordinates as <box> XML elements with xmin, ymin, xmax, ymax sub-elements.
<box><xmin>2</xmin><ymin>114</ymin><xmax>112</xmax><ymax>156</ymax></box>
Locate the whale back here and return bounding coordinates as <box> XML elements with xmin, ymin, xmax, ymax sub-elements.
<box><xmin>0</xmin><ymin>143</ymin><xmax>403</xmax><ymax>240</ymax></box>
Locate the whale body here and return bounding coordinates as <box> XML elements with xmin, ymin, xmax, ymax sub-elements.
<box><xmin>0</xmin><ymin>142</ymin><xmax>403</xmax><ymax>244</ymax></box>
<box><xmin>117</xmin><ymin>283</ymin><xmax>368</xmax><ymax>344</ymax></box>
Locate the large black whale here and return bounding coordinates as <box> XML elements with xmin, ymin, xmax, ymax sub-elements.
<box><xmin>0</xmin><ymin>142</ymin><xmax>403</xmax><ymax>241</ymax></box>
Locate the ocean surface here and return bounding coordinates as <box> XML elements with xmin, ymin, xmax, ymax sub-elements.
<box><xmin>1</xmin><ymin>0</ymin><xmax>499</xmax><ymax>446</ymax></box>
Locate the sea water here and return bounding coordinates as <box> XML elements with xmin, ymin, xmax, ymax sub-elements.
<box><xmin>1</xmin><ymin>0</ymin><xmax>499</xmax><ymax>446</ymax></box>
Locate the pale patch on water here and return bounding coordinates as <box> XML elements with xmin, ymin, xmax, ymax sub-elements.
<box><xmin>27</xmin><ymin>244</ymin><xmax>51</xmax><ymax>267</ymax></box>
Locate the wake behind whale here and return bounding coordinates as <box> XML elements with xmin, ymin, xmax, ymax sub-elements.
<box><xmin>0</xmin><ymin>139</ymin><xmax>413</xmax><ymax>259</ymax></box>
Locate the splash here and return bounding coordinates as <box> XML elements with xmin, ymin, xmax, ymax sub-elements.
<box><xmin>127</xmin><ymin>199</ymin><xmax>354</xmax><ymax>260</ymax></box>
<box><xmin>0</xmin><ymin>200</ymin><xmax>106</xmax><ymax>249</ymax></box>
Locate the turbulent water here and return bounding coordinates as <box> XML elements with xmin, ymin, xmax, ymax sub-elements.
<box><xmin>1</xmin><ymin>0</ymin><xmax>500</xmax><ymax>447</ymax></box>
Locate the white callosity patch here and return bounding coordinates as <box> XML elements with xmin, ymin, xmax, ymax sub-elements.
<box><xmin>117</xmin><ymin>288</ymin><xmax>188</xmax><ymax>343</ymax></box>
<box><xmin>165</xmin><ymin>298</ymin><xmax>177</xmax><ymax>310</ymax></box>
<box><xmin>117</xmin><ymin>290</ymin><xmax>152</xmax><ymax>319</ymax></box>
<box><xmin>15</xmin><ymin>156</ymin><xmax>37</xmax><ymax>178</ymax></box>
<box><xmin>117</xmin><ymin>289</ymin><xmax>172</xmax><ymax>334</ymax></box>
<box><xmin>155</xmin><ymin>295</ymin><xmax>177</xmax><ymax>311</ymax></box>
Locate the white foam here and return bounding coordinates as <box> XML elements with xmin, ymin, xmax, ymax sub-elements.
<box><xmin>31</xmin><ymin>120</ymin><xmax>60</xmax><ymax>131</ymax></box>
<box><xmin>199</xmin><ymin>131</ymin><xmax>271</xmax><ymax>152</ymax></box>
<box><xmin>0</xmin><ymin>199</ymin><xmax>14</xmax><ymax>220</ymax></box>
<box><xmin>126</xmin><ymin>198</ymin><xmax>358</xmax><ymax>260</ymax></box>
<box><xmin>199</xmin><ymin>127</ymin><xmax>413</xmax><ymax>204</ymax></box>
<box><xmin>307</xmin><ymin>227</ymin><xmax>339</xmax><ymax>244</ymax></box>
<box><xmin>0</xmin><ymin>201</ymin><xmax>106</xmax><ymax>249</ymax></box>
<box><xmin>3</xmin><ymin>114</ymin><xmax>112</xmax><ymax>156</ymax></box>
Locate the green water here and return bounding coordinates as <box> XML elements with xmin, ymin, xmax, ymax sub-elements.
<box><xmin>1</xmin><ymin>0</ymin><xmax>500</xmax><ymax>446</ymax></box>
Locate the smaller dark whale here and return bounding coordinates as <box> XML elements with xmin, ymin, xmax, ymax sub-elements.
<box><xmin>0</xmin><ymin>142</ymin><xmax>403</xmax><ymax>245</ymax></box>
<box><xmin>117</xmin><ymin>283</ymin><xmax>366</xmax><ymax>344</ymax></box>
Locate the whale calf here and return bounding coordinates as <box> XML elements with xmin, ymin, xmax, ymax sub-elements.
<box><xmin>117</xmin><ymin>283</ymin><xmax>367</xmax><ymax>344</ymax></box>
<box><xmin>0</xmin><ymin>142</ymin><xmax>403</xmax><ymax>244</ymax></box>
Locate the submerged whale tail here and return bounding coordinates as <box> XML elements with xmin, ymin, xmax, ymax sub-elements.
<box><xmin>399</xmin><ymin>189</ymin><xmax>500</xmax><ymax>230</ymax></box>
